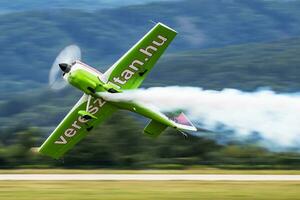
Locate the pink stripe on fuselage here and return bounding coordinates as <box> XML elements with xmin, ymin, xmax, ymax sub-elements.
<box><xmin>76</xmin><ymin>60</ymin><xmax>103</xmax><ymax>76</ymax></box>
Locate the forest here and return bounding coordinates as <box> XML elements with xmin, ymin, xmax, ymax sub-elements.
<box><xmin>0</xmin><ymin>0</ymin><xmax>300</xmax><ymax>169</ymax></box>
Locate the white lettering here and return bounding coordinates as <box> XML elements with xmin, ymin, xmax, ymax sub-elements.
<box><xmin>129</xmin><ymin>60</ymin><xmax>144</xmax><ymax>71</ymax></box>
<box><xmin>78</xmin><ymin>116</ymin><xmax>88</xmax><ymax>123</ymax></box>
<box><xmin>112</xmin><ymin>34</ymin><xmax>167</xmax><ymax>87</ymax></box>
<box><xmin>89</xmin><ymin>106</ymin><xmax>99</xmax><ymax>115</ymax></box>
<box><xmin>72</xmin><ymin>121</ymin><xmax>81</xmax><ymax>130</ymax></box>
<box><xmin>152</xmin><ymin>35</ymin><xmax>167</xmax><ymax>46</ymax></box>
<box><xmin>54</xmin><ymin>97</ymin><xmax>107</xmax><ymax>145</ymax></box>
<box><xmin>139</xmin><ymin>46</ymin><xmax>157</xmax><ymax>57</ymax></box>
<box><xmin>54</xmin><ymin>136</ymin><xmax>67</xmax><ymax>144</ymax></box>
<box><xmin>121</xmin><ymin>69</ymin><xmax>135</xmax><ymax>80</ymax></box>
<box><xmin>113</xmin><ymin>77</ymin><xmax>126</xmax><ymax>85</ymax></box>
<box><xmin>64</xmin><ymin>128</ymin><xmax>77</xmax><ymax>137</ymax></box>
<box><xmin>94</xmin><ymin>98</ymin><xmax>106</xmax><ymax>107</ymax></box>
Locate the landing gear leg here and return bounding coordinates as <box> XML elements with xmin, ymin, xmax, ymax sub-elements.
<box><xmin>178</xmin><ymin>130</ymin><xmax>188</xmax><ymax>138</ymax></box>
<box><xmin>86</xmin><ymin>95</ymin><xmax>92</xmax><ymax>112</ymax></box>
<box><xmin>78</xmin><ymin>95</ymin><xmax>97</xmax><ymax>121</ymax></box>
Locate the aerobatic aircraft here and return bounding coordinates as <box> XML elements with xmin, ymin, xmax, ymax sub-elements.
<box><xmin>38</xmin><ymin>22</ymin><xmax>197</xmax><ymax>159</ymax></box>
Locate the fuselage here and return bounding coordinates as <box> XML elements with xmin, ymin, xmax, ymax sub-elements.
<box><xmin>64</xmin><ymin>61</ymin><xmax>107</xmax><ymax>94</ymax></box>
<box><xmin>64</xmin><ymin>60</ymin><xmax>176</xmax><ymax>128</ymax></box>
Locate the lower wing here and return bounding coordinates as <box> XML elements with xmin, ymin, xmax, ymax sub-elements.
<box><xmin>38</xmin><ymin>94</ymin><xmax>117</xmax><ymax>159</ymax></box>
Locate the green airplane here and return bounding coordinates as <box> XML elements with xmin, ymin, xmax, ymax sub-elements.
<box><xmin>38</xmin><ymin>22</ymin><xmax>197</xmax><ymax>159</ymax></box>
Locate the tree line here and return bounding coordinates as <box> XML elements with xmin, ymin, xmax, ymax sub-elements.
<box><xmin>0</xmin><ymin>111</ymin><xmax>299</xmax><ymax>169</ymax></box>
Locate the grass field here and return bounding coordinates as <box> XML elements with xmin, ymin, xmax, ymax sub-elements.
<box><xmin>0</xmin><ymin>181</ymin><xmax>299</xmax><ymax>200</ymax></box>
<box><xmin>1</xmin><ymin>168</ymin><xmax>300</xmax><ymax>174</ymax></box>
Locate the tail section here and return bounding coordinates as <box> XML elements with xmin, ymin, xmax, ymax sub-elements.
<box><xmin>143</xmin><ymin>111</ymin><xmax>197</xmax><ymax>138</ymax></box>
<box><xmin>143</xmin><ymin>113</ymin><xmax>196</xmax><ymax>138</ymax></box>
<box><xmin>172</xmin><ymin>112</ymin><xmax>197</xmax><ymax>132</ymax></box>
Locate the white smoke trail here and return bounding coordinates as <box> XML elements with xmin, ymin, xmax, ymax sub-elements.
<box><xmin>100</xmin><ymin>86</ymin><xmax>300</xmax><ymax>151</ymax></box>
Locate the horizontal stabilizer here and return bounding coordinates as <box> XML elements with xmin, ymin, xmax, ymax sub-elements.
<box><xmin>144</xmin><ymin>120</ymin><xmax>168</xmax><ymax>137</ymax></box>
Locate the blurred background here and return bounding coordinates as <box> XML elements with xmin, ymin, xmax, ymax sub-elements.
<box><xmin>0</xmin><ymin>0</ymin><xmax>300</xmax><ymax>169</ymax></box>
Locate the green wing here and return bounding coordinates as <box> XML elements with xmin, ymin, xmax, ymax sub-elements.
<box><xmin>104</xmin><ymin>22</ymin><xmax>177</xmax><ymax>90</ymax></box>
<box><xmin>39</xmin><ymin>95</ymin><xmax>117</xmax><ymax>159</ymax></box>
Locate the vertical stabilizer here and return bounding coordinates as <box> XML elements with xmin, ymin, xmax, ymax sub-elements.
<box><xmin>172</xmin><ymin>112</ymin><xmax>197</xmax><ymax>132</ymax></box>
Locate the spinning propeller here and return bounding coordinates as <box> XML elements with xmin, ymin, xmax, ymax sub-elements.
<box><xmin>49</xmin><ymin>45</ymin><xmax>81</xmax><ymax>90</ymax></box>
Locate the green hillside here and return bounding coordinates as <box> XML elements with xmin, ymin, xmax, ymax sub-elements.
<box><xmin>148</xmin><ymin>37</ymin><xmax>300</xmax><ymax>92</ymax></box>
<box><xmin>1</xmin><ymin>0</ymin><xmax>300</xmax><ymax>94</ymax></box>
<box><xmin>0</xmin><ymin>0</ymin><xmax>300</xmax><ymax>169</ymax></box>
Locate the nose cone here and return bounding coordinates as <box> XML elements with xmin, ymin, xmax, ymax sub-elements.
<box><xmin>59</xmin><ymin>63</ymin><xmax>71</xmax><ymax>73</ymax></box>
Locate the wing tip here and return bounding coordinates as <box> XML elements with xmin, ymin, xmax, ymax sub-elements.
<box><xmin>156</xmin><ymin>22</ymin><xmax>178</xmax><ymax>33</ymax></box>
<box><xmin>30</xmin><ymin>147</ymin><xmax>40</xmax><ymax>154</ymax></box>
